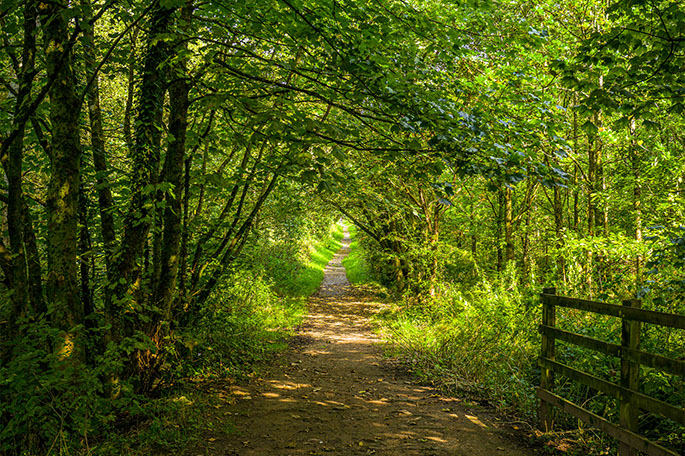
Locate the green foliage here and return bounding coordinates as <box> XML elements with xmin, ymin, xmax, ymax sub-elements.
<box><xmin>0</xmin><ymin>317</ymin><xmax>150</xmax><ymax>455</ymax></box>
<box><xmin>643</xmin><ymin>225</ymin><xmax>685</xmax><ymax>310</ymax></box>
<box><xmin>0</xmin><ymin>215</ymin><xmax>341</xmax><ymax>455</ymax></box>
<box><xmin>558</xmin><ymin>232</ymin><xmax>651</xmax><ymax>300</ymax></box>
<box><xmin>248</xmin><ymin>219</ymin><xmax>343</xmax><ymax>298</ymax></box>
<box><xmin>174</xmin><ymin>269</ymin><xmax>295</xmax><ymax>380</ymax></box>
<box><xmin>377</xmin><ymin>261</ymin><xmax>683</xmax><ymax>453</ymax></box>
<box><xmin>438</xmin><ymin>244</ymin><xmax>480</xmax><ymax>287</ymax></box>
<box><xmin>341</xmin><ymin>224</ymin><xmax>374</xmax><ymax>285</ymax></box>
<box><xmin>176</xmin><ymin>220</ymin><xmax>344</xmax><ymax>381</ymax></box>
<box><xmin>377</xmin><ymin>274</ymin><xmax>541</xmax><ymax>420</ymax></box>
<box><xmin>1</xmin><ymin>0</ymin><xmax>683</xmax><ymax>453</ymax></box>
<box><xmin>86</xmin><ymin>392</ymin><xmax>208</xmax><ymax>456</ymax></box>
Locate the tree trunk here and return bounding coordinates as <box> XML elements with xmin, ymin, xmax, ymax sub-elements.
<box><xmin>178</xmin><ymin>155</ymin><xmax>192</xmax><ymax>298</ymax></box>
<box><xmin>123</xmin><ymin>29</ymin><xmax>139</xmax><ymax>152</ymax></box>
<box><xmin>153</xmin><ymin>3</ymin><xmax>192</xmax><ymax>322</ymax></box>
<box><xmin>521</xmin><ymin>207</ymin><xmax>531</xmax><ymax>280</ymax></box>
<box><xmin>24</xmin><ymin>202</ymin><xmax>45</xmax><ymax>314</ymax></box>
<box><xmin>496</xmin><ymin>189</ymin><xmax>504</xmax><ymax>272</ymax></box>
<box><xmin>553</xmin><ymin>171</ymin><xmax>565</xmax><ymax>282</ymax></box>
<box><xmin>5</xmin><ymin>0</ymin><xmax>38</xmax><ymax>331</ymax></box>
<box><xmin>81</xmin><ymin>1</ymin><xmax>116</xmax><ymax>325</ymax></box>
<box><xmin>470</xmin><ymin>199</ymin><xmax>477</xmax><ymax>260</ymax></box>
<box><xmin>110</xmin><ymin>4</ymin><xmax>176</xmax><ymax>340</ymax></box>
<box><xmin>42</xmin><ymin>1</ymin><xmax>84</xmax><ymax>360</ymax></box>
<box><xmin>83</xmin><ymin>0</ymin><xmax>117</xmax><ymax>277</ymax></box>
<box><xmin>630</xmin><ymin>118</ymin><xmax>643</xmax><ymax>285</ymax></box>
<box><xmin>504</xmin><ymin>186</ymin><xmax>514</xmax><ymax>265</ymax></box>
<box><xmin>587</xmin><ymin>129</ymin><xmax>597</xmax><ymax>296</ymax></box>
<box><xmin>78</xmin><ymin>184</ymin><xmax>97</xmax><ymax>364</ymax></box>
<box><xmin>572</xmin><ymin>95</ymin><xmax>580</xmax><ymax>233</ymax></box>
<box><xmin>595</xmin><ymin>137</ymin><xmax>608</xmax><ymax>235</ymax></box>
<box><xmin>572</xmin><ymin>164</ymin><xmax>579</xmax><ymax>232</ymax></box>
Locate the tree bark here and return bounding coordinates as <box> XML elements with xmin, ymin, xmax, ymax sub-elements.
<box><xmin>630</xmin><ymin>118</ymin><xmax>643</xmax><ymax>285</ymax></box>
<box><xmin>78</xmin><ymin>184</ymin><xmax>97</xmax><ymax>364</ymax></box>
<box><xmin>123</xmin><ymin>29</ymin><xmax>139</xmax><ymax>152</ymax></box>
<box><xmin>5</xmin><ymin>0</ymin><xmax>38</xmax><ymax>329</ymax></box>
<box><xmin>83</xmin><ymin>0</ymin><xmax>117</xmax><ymax>279</ymax></box>
<box><xmin>553</xmin><ymin>165</ymin><xmax>565</xmax><ymax>282</ymax></box>
<box><xmin>23</xmin><ymin>201</ymin><xmax>45</xmax><ymax>313</ymax></box>
<box><xmin>495</xmin><ymin>189</ymin><xmax>504</xmax><ymax>272</ymax></box>
<box><xmin>42</xmin><ymin>1</ymin><xmax>84</xmax><ymax>360</ymax></box>
<box><xmin>110</xmin><ymin>4</ymin><xmax>176</xmax><ymax>340</ymax></box>
<box><xmin>521</xmin><ymin>206</ymin><xmax>531</xmax><ymax>279</ymax></box>
<box><xmin>153</xmin><ymin>2</ymin><xmax>192</xmax><ymax>321</ymax></box>
<box><xmin>587</xmin><ymin>128</ymin><xmax>597</xmax><ymax>295</ymax></box>
<box><xmin>504</xmin><ymin>186</ymin><xmax>514</xmax><ymax>265</ymax></box>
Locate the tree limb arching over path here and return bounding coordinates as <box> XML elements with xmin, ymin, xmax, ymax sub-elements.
<box><xmin>211</xmin><ymin>226</ymin><xmax>538</xmax><ymax>456</ymax></box>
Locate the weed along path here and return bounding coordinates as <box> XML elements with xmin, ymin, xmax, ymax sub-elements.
<box><xmin>212</xmin><ymin>228</ymin><xmax>537</xmax><ymax>456</ymax></box>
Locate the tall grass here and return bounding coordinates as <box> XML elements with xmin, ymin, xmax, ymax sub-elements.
<box><xmin>375</xmin><ymin>266</ymin><xmax>683</xmax><ymax>454</ymax></box>
<box><xmin>341</xmin><ymin>224</ymin><xmax>375</xmax><ymax>285</ymax></box>
<box><xmin>377</xmin><ymin>274</ymin><xmax>541</xmax><ymax>421</ymax></box>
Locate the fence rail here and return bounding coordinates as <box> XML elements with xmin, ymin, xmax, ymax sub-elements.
<box><xmin>538</xmin><ymin>287</ymin><xmax>684</xmax><ymax>456</ymax></box>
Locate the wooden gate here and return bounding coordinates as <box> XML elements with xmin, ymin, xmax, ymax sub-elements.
<box><xmin>538</xmin><ymin>287</ymin><xmax>684</xmax><ymax>456</ymax></box>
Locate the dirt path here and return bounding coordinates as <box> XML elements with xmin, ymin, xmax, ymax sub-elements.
<box><xmin>211</xmin><ymin>228</ymin><xmax>539</xmax><ymax>455</ymax></box>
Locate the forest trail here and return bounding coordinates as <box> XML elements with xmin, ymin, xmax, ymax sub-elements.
<box><xmin>210</xmin><ymin>228</ymin><xmax>539</xmax><ymax>455</ymax></box>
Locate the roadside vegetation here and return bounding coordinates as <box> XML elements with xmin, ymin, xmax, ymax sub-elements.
<box><xmin>104</xmin><ymin>218</ymin><xmax>341</xmax><ymax>455</ymax></box>
<box><xmin>346</xmin><ymin>224</ymin><xmax>683</xmax><ymax>454</ymax></box>
<box><xmin>341</xmin><ymin>225</ymin><xmax>374</xmax><ymax>285</ymax></box>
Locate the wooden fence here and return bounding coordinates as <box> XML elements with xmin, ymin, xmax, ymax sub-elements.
<box><xmin>538</xmin><ymin>287</ymin><xmax>685</xmax><ymax>456</ymax></box>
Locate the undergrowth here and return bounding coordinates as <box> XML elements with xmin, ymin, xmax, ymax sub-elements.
<box><xmin>57</xmin><ymin>221</ymin><xmax>344</xmax><ymax>456</ymax></box>
<box><xmin>341</xmin><ymin>224</ymin><xmax>377</xmax><ymax>286</ymax></box>
<box><xmin>340</xmin><ymin>222</ymin><xmax>684</xmax><ymax>455</ymax></box>
<box><xmin>376</xmin><ymin>272</ymin><xmax>541</xmax><ymax>422</ymax></box>
<box><xmin>373</xmin><ymin>264</ymin><xmax>683</xmax><ymax>455</ymax></box>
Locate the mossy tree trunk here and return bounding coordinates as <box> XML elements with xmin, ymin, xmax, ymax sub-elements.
<box><xmin>153</xmin><ymin>1</ymin><xmax>192</xmax><ymax>326</ymax></box>
<box><xmin>4</xmin><ymin>0</ymin><xmax>38</xmax><ymax>331</ymax></box>
<box><xmin>110</xmin><ymin>4</ymin><xmax>176</xmax><ymax>343</ymax></box>
<box><xmin>42</xmin><ymin>0</ymin><xmax>84</xmax><ymax>360</ymax></box>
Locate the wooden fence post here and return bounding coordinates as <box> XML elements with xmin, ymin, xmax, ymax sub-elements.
<box><xmin>619</xmin><ymin>299</ymin><xmax>641</xmax><ymax>456</ymax></box>
<box><xmin>540</xmin><ymin>286</ymin><xmax>557</xmax><ymax>431</ymax></box>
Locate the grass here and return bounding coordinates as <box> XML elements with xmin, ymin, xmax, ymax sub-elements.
<box><xmin>341</xmin><ymin>226</ymin><xmax>540</xmax><ymax>422</ymax></box>
<box><xmin>284</xmin><ymin>222</ymin><xmax>344</xmax><ymax>297</ymax></box>
<box><xmin>375</xmin><ymin>280</ymin><xmax>541</xmax><ymax>420</ymax></box>
<box><xmin>341</xmin><ymin>224</ymin><xmax>374</xmax><ymax>284</ymax></box>
<box><xmin>374</xmin><ymin>273</ymin><xmax>684</xmax><ymax>455</ymax></box>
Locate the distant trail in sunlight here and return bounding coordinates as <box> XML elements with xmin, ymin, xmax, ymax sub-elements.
<box><xmin>316</xmin><ymin>224</ymin><xmax>351</xmax><ymax>297</ymax></box>
<box><xmin>208</xmin><ymin>224</ymin><xmax>538</xmax><ymax>455</ymax></box>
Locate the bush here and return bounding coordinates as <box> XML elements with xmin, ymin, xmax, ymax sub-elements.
<box><xmin>174</xmin><ymin>269</ymin><xmax>302</xmax><ymax>380</ymax></box>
